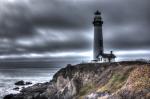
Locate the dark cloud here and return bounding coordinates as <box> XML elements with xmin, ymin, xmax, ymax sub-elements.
<box><xmin>0</xmin><ymin>0</ymin><xmax>150</xmax><ymax>62</ymax></box>
<box><xmin>0</xmin><ymin>1</ymin><xmax>34</xmax><ymax>38</ymax></box>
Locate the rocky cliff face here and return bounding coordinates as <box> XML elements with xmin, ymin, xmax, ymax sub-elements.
<box><xmin>4</xmin><ymin>61</ymin><xmax>150</xmax><ymax>99</ymax></box>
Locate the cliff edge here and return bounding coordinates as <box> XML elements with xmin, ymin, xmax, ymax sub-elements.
<box><xmin>4</xmin><ymin>61</ymin><xmax>150</xmax><ymax>99</ymax></box>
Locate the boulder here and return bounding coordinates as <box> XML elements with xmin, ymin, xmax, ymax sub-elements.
<box><xmin>25</xmin><ymin>82</ymin><xmax>32</xmax><ymax>85</ymax></box>
<box><xmin>13</xmin><ymin>87</ymin><xmax>19</xmax><ymax>91</ymax></box>
<box><xmin>3</xmin><ymin>94</ymin><xmax>14</xmax><ymax>99</ymax></box>
<box><xmin>15</xmin><ymin>80</ymin><xmax>32</xmax><ymax>86</ymax></box>
<box><xmin>15</xmin><ymin>80</ymin><xmax>25</xmax><ymax>86</ymax></box>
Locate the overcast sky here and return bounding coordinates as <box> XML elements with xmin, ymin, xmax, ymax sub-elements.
<box><xmin>0</xmin><ymin>0</ymin><xmax>150</xmax><ymax>63</ymax></box>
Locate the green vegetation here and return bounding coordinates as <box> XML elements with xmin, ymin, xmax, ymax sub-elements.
<box><xmin>97</xmin><ymin>73</ymin><xmax>128</xmax><ymax>93</ymax></box>
<box><xmin>96</xmin><ymin>66</ymin><xmax>135</xmax><ymax>93</ymax></box>
<box><xmin>97</xmin><ymin>65</ymin><xmax>150</xmax><ymax>94</ymax></box>
<box><xmin>78</xmin><ymin>83</ymin><xmax>95</xmax><ymax>99</ymax></box>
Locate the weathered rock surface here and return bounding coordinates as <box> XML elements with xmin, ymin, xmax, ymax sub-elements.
<box><xmin>15</xmin><ymin>80</ymin><xmax>25</xmax><ymax>86</ymax></box>
<box><xmin>13</xmin><ymin>87</ymin><xmax>19</xmax><ymax>91</ymax></box>
<box><xmin>15</xmin><ymin>80</ymin><xmax>32</xmax><ymax>86</ymax></box>
<box><xmin>4</xmin><ymin>61</ymin><xmax>150</xmax><ymax>99</ymax></box>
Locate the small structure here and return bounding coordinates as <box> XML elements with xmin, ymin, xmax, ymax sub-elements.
<box><xmin>97</xmin><ymin>51</ymin><xmax>116</xmax><ymax>62</ymax></box>
<box><xmin>92</xmin><ymin>10</ymin><xmax>116</xmax><ymax>62</ymax></box>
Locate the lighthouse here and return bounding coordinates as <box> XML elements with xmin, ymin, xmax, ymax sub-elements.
<box><xmin>93</xmin><ymin>10</ymin><xmax>103</xmax><ymax>60</ymax></box>
<box><xmin>92</xmin><ymin>10</ymin><xmax>116</xmax><ymax>62</ymax></box>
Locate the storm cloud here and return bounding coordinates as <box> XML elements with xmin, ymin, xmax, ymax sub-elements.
<box><xmin>0</xmin><ymin>0</ymin><xmax>150</xmax><ymax>61</ymax></box>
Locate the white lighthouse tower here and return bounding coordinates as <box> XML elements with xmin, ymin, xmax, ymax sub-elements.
<box><xmin>93</xmin><ymin>10</ymin><xmax>103</xmax><ymax>60</ymax></box>
<box><xmin>92</xmin><ymin>10</ymin><xmax>116</xmax><ymax>62</ymax></box>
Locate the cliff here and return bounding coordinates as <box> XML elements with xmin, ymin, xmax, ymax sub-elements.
<box><xmin>4</xmin><ymin>61</ymin><xmax>150</xmax><ymax>99</ymax></box>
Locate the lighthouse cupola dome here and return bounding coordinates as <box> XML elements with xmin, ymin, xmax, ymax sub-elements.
<box><xmin>93</xmin><ymin>10</ymin><xmax>103</xmax><ymax>26</ymax></box>
<box><xmin>95</xmin><ymin>10</ymin><xmax>101</xmax><ymax>15</ymax></box>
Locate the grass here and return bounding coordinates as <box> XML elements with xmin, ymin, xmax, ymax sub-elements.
<box><xmin>96</xmin><ymin>66</ymin><xmax>135</xmax><ymax>93</ymax></box>
<box><xmin>97</xmin><ymin>65</ymin><xmax>150</xmax><ymax>93</ymax></box>
<box><xmin>78</xmin><ymin>64</ymin><xmax>150</xmax><ymax>99</ymax></box>
<box><xmin>97</xmin><ymin>73</ymin><xmax>128</xmax><ymax>93</ymax></box>
<box><xmin>78</xmin><ymin>83</ymin><xmax>95</xmax><ymax>99</ymax></box>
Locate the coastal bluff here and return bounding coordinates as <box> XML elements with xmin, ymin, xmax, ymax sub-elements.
<box><xmin>4</xmin><ymin>61</ymin><xmax>150</xmax><ymax>99</ymax></box>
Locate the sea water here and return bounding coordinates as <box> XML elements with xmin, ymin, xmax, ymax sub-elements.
<box><xmin>0</xmin><ymin>67</ymin><xmax>60</xmax><ymax>99</ymax></box>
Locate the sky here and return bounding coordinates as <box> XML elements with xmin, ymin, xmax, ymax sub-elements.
<box><xmin>0</xmin><ymin>0</ymin><xmax>150</xmax><ymax>64</ymax></box>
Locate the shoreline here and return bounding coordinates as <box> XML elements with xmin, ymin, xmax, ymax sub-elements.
<box><xmin>4</xmin><ymin>61</ymin><xmax>150</xmax><ymax>99</ymax></box>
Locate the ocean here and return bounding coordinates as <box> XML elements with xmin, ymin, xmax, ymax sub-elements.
<box><xmin>0</xmin><ymin>60</ymin><xmax>80</xmax><ymax>99</ymax></box>
<box><xmin>0</xmin><ymin>62</ymin><xmax>62</xmax><ymax>99</ymax></box>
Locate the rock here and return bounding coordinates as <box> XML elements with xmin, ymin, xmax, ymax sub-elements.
<box><xmin>15</xmin><ymin>80</ymin><xmax>25</xmax><ymax>86</ymax></box>
<box><xmin>3</xmin><ymin>94</ymin><xmax>14</xmax><ymax>99</ymax></box>
<box><xmin>25</xmin><ymin>82</ymin><xmax>32</xmax><ymax>85</ymax></box>
<box><xmin>13</xmin><ymin>87</ymin><xmax>19</xmax><ymax>91</ymax></box>
<box><xmin>15</xmin><ymin>80</ymin><xmax>32</xmax><ymax>86</ymax></box>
